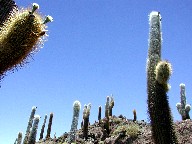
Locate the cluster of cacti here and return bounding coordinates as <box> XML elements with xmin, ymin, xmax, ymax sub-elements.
<box><xmin>147</xmin><ymin>11</ymin><xmax>178</xmax><ymax>143</ymax></box>
<box><xmin>82</xmin><ymin>103</ymin><xmax>92</xmax><ymax>140</ymax></box>
<box><xmin>176</xmin><ymin>83</ymin><xmax>191</xmax><ymax>120</ymax></box>
<box><xmin>0</xmin><ymin>1</ymin><xmax>52</xmax><ymax>80</ymax></box>
<box><xmin>16</xmin><ymin>106</ymin><xmax>54</xmax><ymax>144</ymax></box>
<box><xmin>12</xmin><ymin>7</ymin><xmax>192</xmax><ymax>143</ymax></box>
<box><xmin>67</xmin><ymin>100</ymin><xmax>81</xmax><ymax>143</ymax></box>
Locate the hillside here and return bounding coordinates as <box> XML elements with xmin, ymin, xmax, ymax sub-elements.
<box><xmin>36</xmin><ymin>115</ymin><xmax>192</xmax><ymax>144</ymax></box>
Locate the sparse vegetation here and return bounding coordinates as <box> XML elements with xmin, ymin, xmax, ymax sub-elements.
<box><xmin>1</xmin><ymin>1</ymin><xmax>191</xmax><ymax>144</ymax></box>
<box><xmin>112</xmin><ymin>122</ymin><xmax>140</xmax><ymax>138</ymax></box>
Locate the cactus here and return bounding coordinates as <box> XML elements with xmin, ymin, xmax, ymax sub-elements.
<box><xmin>109</xmin><ymin>95</ymin><xmax>114</xmax><ymax>116</ymax></box>
<box><xmin>28</xmin><ymin>115</ymin><xmax>40</xmax><ymax>144</ymax></box>
<box><xmin>83</xmin><ymin>103</ymin><xmax>91</xmax><ymax>140</ymax></box>
<box><xmin>105</xmin><ymin>95</ymin><xmax>114</xmax><ymax>117</ymax></box>
<box><xmin>46</xmin><ymin>112</ymin><xmax>54</xmax><ymax>139</ymax></box>
<box><xmin>16</xmin><ymin>132</ymin><xmax>22</xmax><ymax>144</ymax></box>
<box><xmin>98</xmin><ymin>106</ymin><xmax>102</xmax><ymax>123</ymax></box>
<box><xmin>67</xmin><ymin>100</ymin><xmax>81</xmax><ymax>143</ymax></box>
<box><xmin>147</xmin><ymin>11</ymin><xmax>178</xmax><ymax>143</ymax></box>
<box><xmin>104</xmin><ymin>96</ymin><xmax>113</xmax><ymax>134</ymax></box>
<box><xmin>0</xmin><ymin>2</ymin><xmax>53</xmax><ymax>80</ymax></box>
<box><xmin>133</xmin><ymin>109</ymin><xmax>137</xmax><ymax>122</ymax></box>
<box><xmin>23</xmin><ymin>106</ymin><xmax>37</xmax><ymax>144</ymax></box>
<box><xmin>176</xmin><ymin>83</ymin><xmax>191</xmax><ymax>120</ymax></box>
<box><xmin>39</xmin><ymin>114</ymin><xmax>48</xmax><ymax>140</ymax></box>
<box><xmin>105</xmin><ymin>96</ymin><xmax>110</xmax><ymax>118</ymax></box>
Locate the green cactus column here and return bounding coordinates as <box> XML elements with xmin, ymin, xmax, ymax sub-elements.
<box><xmin>147</xmin><ymin>11</ymin><xmax>178</xmax><ymax>144</ymax></box>
<box><xmin>23</xmin><ymin>106</ymin><xmax>37</xmax><ymax>144</ymax></box>
<box><xmin>98</xmin><ymin>106</ymin><xmax>102</xmax><ymax>123</ymax></box>
<box><xmin>39</xmin><ymin>114</ymin><xmax>48</xmax><ymax>140</ymax></box>
<box><xmin>46</xmin><ymin>112</ymin><xmax>54</xmax><ymax>139</ymax></box>
<box><xmin>83</xmin><ymin>103</ymin><xmax>91</xmax><ymax>140</ymax></box>
<box><xmin>67</xmin><ymin>100</ymin><xmax>81</xmax><ymax>143</ymax></box>
<box><xmin>133</xmin><ymin>109</ymin><xmax>137</xmax><ymax>122</ymax></box>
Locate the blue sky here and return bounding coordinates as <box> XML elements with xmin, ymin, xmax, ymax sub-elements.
<box><xmin>1</xmin><ymin>0</ymin><xmax>192</xmax><ymax>143</ymax></box>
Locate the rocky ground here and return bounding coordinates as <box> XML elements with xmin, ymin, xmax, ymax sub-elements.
<box><xmin>36</xmin><ymin>115</ymin><xmax>192</xmax><ymax>144</ymax></box>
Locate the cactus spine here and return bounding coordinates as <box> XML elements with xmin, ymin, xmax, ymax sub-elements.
<box><xmin>176</xmin><ymin>83</ymin><xmax>191</xmax><ymax>120</ymax></box>
<box><xmin>0</xmin><ymin>2</ymin><xmax>53</xmax><ymax>79</ymax></box>
<box><xmin>67</xmin><ymin>100</ymin><xmax>81</xmax><ymax>143</ymax></box>
<box><xmin>23</xmin><ymin>106</ymin><xmax>37</xmax><ymax>144</ymax></box>
<box><xmin>39</xmin><ymin>114</ymin><xmax>48</xmax><ymax>140</ymax></box>
<box><xmin>28</xmin><ymin>115</ymin><xmax>40</xmax><ymax>144</ymax></box>
<box><xmin>147</xmin><ymin>11</ymin><xmax>178</xmax><ymax>143</ymax></box>
<box><xmin>46</xmin><ymin>112</ymin><xmax>54</xmax><ymax>139</ymax></box>
<box><xmin>83</xmin><ymin>103</ymin><xmax>91</xmax><ymax>140</ymax></box>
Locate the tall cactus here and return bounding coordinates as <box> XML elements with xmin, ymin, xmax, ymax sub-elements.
<box><xmin>46</xmin><ymin>112</ymin><xmax>54</xmax><ymax>139</ymax></box>
<box><xmin>176</xmin><ymin>83</ymin><xmax>191</xmax><ymax>120</ymax></box>
<box><xmin>28</xmin><ymin>115</ymin><xmax>40</xmax><ymax>144</ymax></box>
<box><xmin>147</xmin><ymin>11</ymin><xmax>178</xmax><ymax>143</ymax></box>
<box><xmin>67</xmin><ymin>100</ymin><xmax>81</xmax><ymax>143</ymax></box>
<box><xmin>0</xmin><ymin>2</ymin><xmax>53</xmax><ymax>79</ymax></box>
<box><xmin>98</xmin><ymin>106</ymin><xmax>102</xmax><ymax>123</ymax></box>
<box><xmin>109</xmin><ymin>95</ymin><xmax>114</xmax><ymax>117</ymax></box>
<box><xmin>83</xmin><ymin>103</ymin><xmax>91</xmax><ymax>140</ymax></box>
<box><xmin>105</xmin><ymin>96</ymin><xmax>110</xmax><ymax>118</ymax></box>
<box><xmin>23</xmin><ymin>106</ymin><xmax>37</xmax><ymax>144</ymax></box>
<box><xmin>39</xmin><ymin>114</ymin><xmax>48</xmax><ymax>140</ymax></box>
<box><xmin>133</xmin><ymin>109</ymin><xmax>137</xmax><ymax>122</ymax></box>
<box><xmin>105</xmin><ymin>95</ymin><xmax>114</xmax><ymax>117</ymax></box>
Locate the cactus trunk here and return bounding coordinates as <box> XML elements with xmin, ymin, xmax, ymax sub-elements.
<box><xmin>147</xmin><ymin>11</ymin><xmax>178</xmax><ymax>144</ymax></box>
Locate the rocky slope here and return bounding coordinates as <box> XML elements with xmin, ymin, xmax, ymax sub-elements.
<box><xmin>36</xmin><ymin>115</ymin><xmax>192</xmax><ymax>144</ymax></box>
